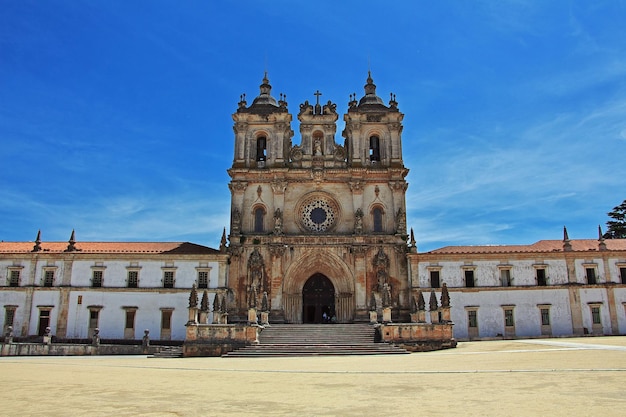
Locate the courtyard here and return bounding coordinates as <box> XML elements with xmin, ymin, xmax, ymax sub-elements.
<box><xmin>1</xmin><ymin>336</ymin><xmax>625</xmax><ymax>416</ymax></box>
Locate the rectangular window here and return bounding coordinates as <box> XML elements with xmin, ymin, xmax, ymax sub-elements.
<box><xmin>161</xmin><ymin>310</ymin><xmax>172</xmax><ymax>330</ymax></box>
<box><xmin>500</xmin><ymin>269</ymin><xmax>511</xmax><ymax>287</ymax></box>
<box><xmin>586</xmin><ymin>268</ymin><xmax>597</xmax><ymax>285</ymax></box>
<box><xmin>540</xmin><ymin>308</ymin><xmax>550</xmax><ymax>326</ymax></box>
<box><xmin>464</xmin><ymin>270</ymin><xmax>475</xmax><ymax>288</ymax></box>
<box><xmin>38</xmin><ymin>309</ymin><xmax>51</xmax><ymax>336</ymax></box>
<box><xmin>92</xmin><ymin>270</ymin><xmax>103</xmax><ymax>288</ymax></box>
<box><xmin>467</xmin><ymin>310</ymin><xmax>478</xmax><ymax>328</ymax></box>
<box><xmin>163</xmin><ymin>271</ymin><xmax>174</xmax><ymax>288</ymax></box>
<box><xmin>536</xmin><ymin>268</ymin><xmax>547</xmax><ymax>286</ymax></box>
<box><xmin>620</xmin><ymin>267</ymin><xmax>626</xmax><ymax>284</ymax></box>
<box><xmin>430</xmin><ymin>270</ymin><xmax>440</xmax><ymax>288</ymax></box>
<box><xmin>504</xmin><ymin>309</ymin><xmax>514</xmax><ymax>327</ymax></box>
<box><xmin>128</xmin><ymin>271</ymin><xmax>138</xmax><ymax>288</ymax></box>
<box><xmin>125</xmin><ymin>310</ymin><xmax>135</xmax><ymax>330</ymax></box>
<box><xmin>43</xmin><ymin>270</ymin><xmax>54</xmax><ymax>287</ymax></box>
<box><xmin>9</xmin><ymin>270</ymin><xmax>20</xmax><ymax>287</ymax></box>
<box><xmin>4</xmin><ymin>308</ymin><xmax>15</xmax><ymax>327</ymax></box>
<box><xmin>591</xmin><ymin>306</ymin><xmax>601</xmax><ymax>324</ymax></box>
<box><xmin>198</xmin><ymin>271</ymin><xmax>209</xmax><ymax>289</ymax></box>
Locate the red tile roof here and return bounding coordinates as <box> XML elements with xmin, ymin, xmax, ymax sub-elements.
<box><xmin>0</xmin><ymin>241</ymin><xmax>220</xmax><ymax>255</ymax></box>
<box><xmin>424</xmin><ymin>239</ymin><xmax>626</xmax><ymax>254</ymax></box>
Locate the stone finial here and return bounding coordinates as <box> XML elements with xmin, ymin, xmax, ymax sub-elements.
<box><xmin>429</xmin><ymin>290</ymin><xmax>438</xmax><ymax>312</ymax></box>
<box><xmin>563</xmin><ymin>226</ymin><xmax>572</xmax><ymax>252</ymax></box>
<box><xmin>369</xmin><ymin>292</ymin><xmax>377</xmax><ymax>311</ymax></box>
<box><xmin>200</xmin><ymin>290</ymin><xmax>209</xmax><ymax>312</ymax></box>
<box><xmin>66</xmin><ymin>229</ymin><xmax>77</xmax><ymax>252</ymax></box>
<box><xmin>598</xmin><ymin>225</ymin><xmax>607</xmax><ymax>251</ymax></box>
<box><xmin>188</xmin><ymin>284</ymin><xmax>198</xmax><ymax>308</ymax></box>
<box><xmin>409</xmin><ymin>228</ymin><xmax>417</xmax><ymax>252</ymax></box>
<box><xmin>219</xmin><ymin>228</ymin><xmax>228</xmax><ymax>252</ymax></box>
<box><xmin>32</xmin><ymin>230</ymin><xmax>42</xmax><ymax>252</ymax></box>
<box><xmin>261</xmin><ymin>291</ymin><xmax>269</xmax><ymax>312</ymax></box>
<box><xmin>440</xmin><ymin>283</ymin><xmax>450</xmax><ymax>308</ymax></box>
<box><xmin>417</xmin><ymin>290</ymin><xmax>426</xmax><ymax>311</ymax></box>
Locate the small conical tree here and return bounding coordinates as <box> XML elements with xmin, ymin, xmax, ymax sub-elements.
<box><xmin>200</xmin><ymin>290</ymin><xmax>209</xmax><ymax>312</ymax></box>
<box><xmin>212</xmin><ymin>293</ymin><xmax>220</xmax><ymax>312</ymax></box>
<box><xmin>369</xmin><ymin>292</ymin><xmax>377</xmax><ymax>311</ymax></box>
<box><xmin>417</xmin><ymin>290</ymin><xmax>426</xmax><ymax>311</ymax></box>
<box><xmin>261</xmin><ymin>291</ymin><xmax>269</xmax><ymax>312</ymax></box>
<box><xmin>220</xmin><ymin>295</ymin><xmax>227</xmax><ymax>313</ymax></box>
<box><xmin>188</xmin><ymin>284</ymin><xmax>198</xmax><ymax>308</ymax></box>
<box><xmin>440</xmin><ymin>283</ymin><xmax>450</xmax><ymax>308</ymax></box>
<box><xmin>429</xmin><ymin>290</ymin><xmax>438</xmax><ymax>312</ymax></box>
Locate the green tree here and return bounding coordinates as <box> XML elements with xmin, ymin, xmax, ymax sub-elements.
<box><xmin>604</xmin><ymin>199</ymin><xmax>626</xmax><ymax>239</ymax></box>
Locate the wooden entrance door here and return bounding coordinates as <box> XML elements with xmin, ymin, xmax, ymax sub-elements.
<box><xmin>302</xmin><ymin>274</ymin><xmax>335</xmax><ymax>323</ymax></box>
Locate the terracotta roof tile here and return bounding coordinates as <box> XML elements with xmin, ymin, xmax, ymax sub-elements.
<box><xmin>0</xmin><ymin>241</ymin><xmax>220</xmax><ymax>255</ymax></box>
<box><xmin>424</xmin><ymin>239</ymin><xmax>626</xmax><ymax>255</ymax></box>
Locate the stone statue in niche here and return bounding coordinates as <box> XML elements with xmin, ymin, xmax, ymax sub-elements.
<box><xmin>273</xmin><ymin>208</ymin><xmax>283</xmax><ymax>235</ymax></box>
<box><xmin>232</xmin><ymin>208</ymin><xmax>241</xmax><ymax>234</ymax></box>
<box><xmin>372</xmin><ymin>248</ymin><xmax>390</xmax><ymax>291</ymax></box>
<box><xmin>354</xmin><ymin>208</ymin><xmax>364</xmax><ymax>235</ymax></box>
<box><xmin>314</xmin><ymin>138</ymin><xmax>322</xmax><ymax>156</ymax></box>
<box><xmin>247</xmin><ymin>248</ymin><xmax>265</xmax><ymax>294</ymax></box>
<box><xmin>396</xmin><ymin>208</ymin><xmax>407</xmax><ymax>235</ymax></box>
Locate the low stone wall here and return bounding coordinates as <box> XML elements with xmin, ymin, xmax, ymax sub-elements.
<box><xmin>0</xmin><ymin>343</ymin><xmax>158</xmax><ymax>357</ymax></box>
<box><xmin>183</xmin><ymin>323</ymin><xmax>260</xmax><ymax>357</ymax></box>
<box><xmin>378</xmin><ymin>322</ymin><xmax>457</xmax><ymax>352</ymax></box>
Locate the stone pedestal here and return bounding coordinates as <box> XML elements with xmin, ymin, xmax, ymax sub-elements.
<box><xmin>248</xmin><ymin>308</ymin><xmax>258</xmax><ymax>325</ymax></box>
<box><xmin>199</xmin><ymin>311</ymin><xmax>208</xmax><ymax>324</ymax></box>
<box><xmin>188</xmin><ymin>307</ymin><xmax>198</xmax><ymax>325</ymax></box>
<box><xmin>369</xmin><ymin>310</ymin><xmax>378</xmax><ymax>324</ymax></box>
<box><xmin>417</xmin><ymin>310</ymin><xmax>426</xmax><ymax>323</ymax></box>
<box><xmin>430</xmin><ymin>310</ymin><xmax>439</xmax><ymax>324</ymax></box>
<box><xmin>260</xmin><ymin>311</ymin><xmax>269</xmax><ymax>326</ymax></box>
<box><xmin>382</xmin><ymin>307</ymin><xmax>392</xmax><ymax>323</ymax></box>
<box><xmin>440</xmin><ymin>307</ymin><xmax>451</xmax><ymax>323</ymax></box>
<box><xmin>410</xmin><ymin>312</ymin><xmax>418</xmax><ymax>323</ymax></box>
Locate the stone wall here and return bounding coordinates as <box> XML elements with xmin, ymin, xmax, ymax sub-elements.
<box><xmin>0</xmin><ymin>342</ymin><xmax>159</xmax><ymax>356</ymax></box>
<box><xmin>378</xmin><ymin>322</ymin><xmax>456</xmax><ymax>352</ymax></box>
<box><xmin>183</xmin><ymin>323</ymin><xmax>260</xmax><ymax>357</ymax></box>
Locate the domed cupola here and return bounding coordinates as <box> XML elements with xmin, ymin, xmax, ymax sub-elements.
<box><xmin>237</xmin><ymin>73</ymin><xmax>288</xmax><ymax>114</ymax></box>
<box><xmin>356</xmin><ymin>72</ymin><xmax>387</xmax><ymax>110</ymax></box>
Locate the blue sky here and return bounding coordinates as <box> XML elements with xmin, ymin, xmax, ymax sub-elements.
<box><xmin>1</xmin><ymin>1</ymin><xmax>625</xmax><ymax>252</ymax></box>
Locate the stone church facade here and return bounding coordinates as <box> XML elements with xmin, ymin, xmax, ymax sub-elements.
<box><xmin>226</xmin><ymin>73</ymin><xmax>411</xmax><ymax>325</ymax></box>
<box><xmin>2</xmin><ymin>74</ymin><xmax>626</xmax><ymax>344</ymax></box>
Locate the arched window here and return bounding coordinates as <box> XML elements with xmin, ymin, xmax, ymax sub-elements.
<box><xmin>369</xmin><ymin>136</ymin><xmax>381</xmax><ymax>162</ymax></box>
<box><xmin>254</xmin><ymin>207</ymin><xmax>265</xmax><ymax>233</ymax></box>
<box><xmin>256</xmin><ymin>136</ymin><xmax>267</xmax><ymax>162</ymax></box>
<box><xmin>372</xmin><ymin>207</ymin><xmax>383</xmax><ymax>232</ymax></box>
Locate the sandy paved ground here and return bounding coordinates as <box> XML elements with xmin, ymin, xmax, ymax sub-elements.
<box><xmin>1</xmin><ymin>337</ymin><xmax>625</xmax><ymax>416</ymax></box>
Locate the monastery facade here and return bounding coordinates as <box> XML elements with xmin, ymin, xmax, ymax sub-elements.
<box><xmin>2</xmin><ymin>74</ymin><xmax>626</xmax><ymax>343</ymax></box>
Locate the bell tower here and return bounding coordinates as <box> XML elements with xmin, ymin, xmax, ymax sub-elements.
<box><xmin>343</xmin><ymin>71</ymin><xmax>404</xmax><ymax>168</ymax></box>
<box><xmin>231</xmin><ymin>73</ymin><xmax>294</xmax><ymax>169</ymax></box>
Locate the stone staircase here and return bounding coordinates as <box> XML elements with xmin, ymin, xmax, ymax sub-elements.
<box><xmin>150</xmin><ymin>346</ymin><xmax>183</xmax><ymax>358</ymax></box>
<box><xmin>222</xmin><ymin>324</ymin><xmax>409</xmax><ymax>357</ymax></box>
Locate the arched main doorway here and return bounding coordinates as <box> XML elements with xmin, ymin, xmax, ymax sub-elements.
<box><xmin>302</xmin><ymin>274</ymin><xmax>335</xmax><ymax>323</ymax></box>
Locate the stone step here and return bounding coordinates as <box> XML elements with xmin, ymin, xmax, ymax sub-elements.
<box><xmin>150</xmin><ymin>346</ymin><xmax>183</xmax><ymax>358</ymax></box>
<box><xmin>223</xmin><ymin>324</ymin><xmax>409</xmax><ymax>357</ymax></box>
